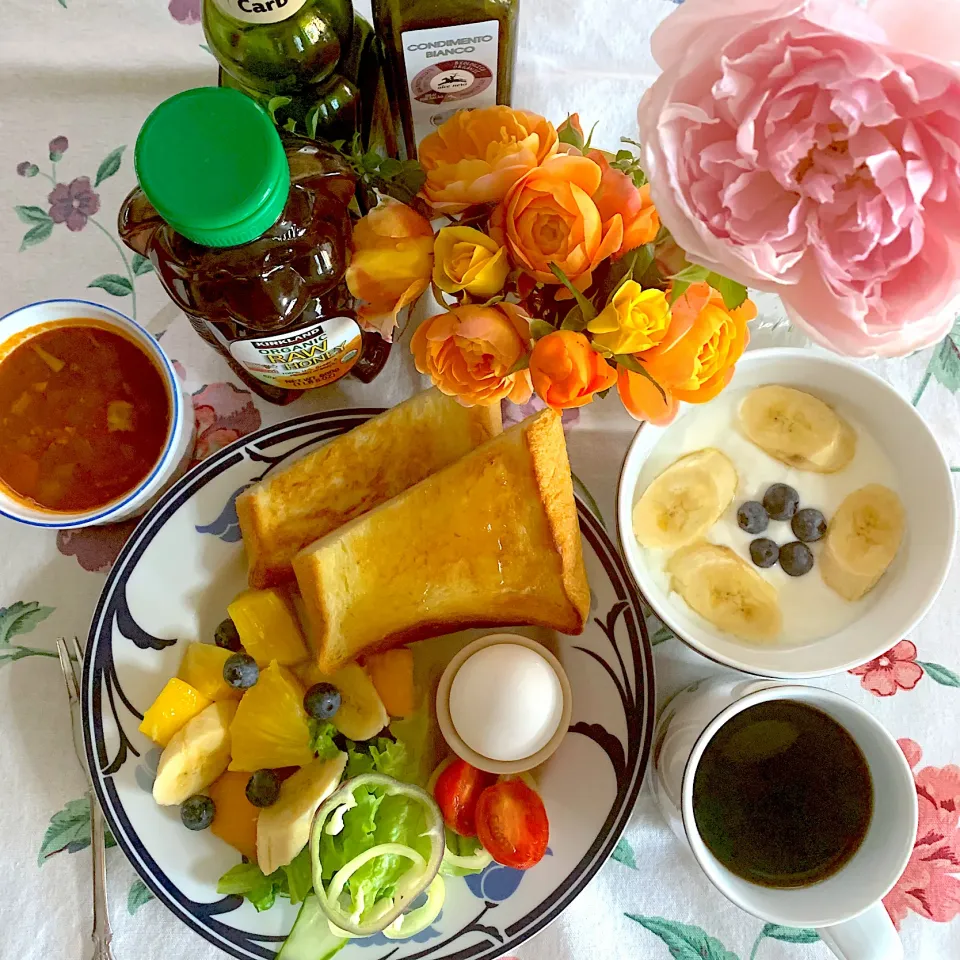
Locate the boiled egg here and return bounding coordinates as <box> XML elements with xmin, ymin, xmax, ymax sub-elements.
<box><xmin>448</xmin><ymin>643</ymin><xmax>564</xmax><ymax>762</ymax></box>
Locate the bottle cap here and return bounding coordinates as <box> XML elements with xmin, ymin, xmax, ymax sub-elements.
<box><xmin>134</xmin><ymin>87</ymin><xmax>289</xmax><ymax>248</ymax></box>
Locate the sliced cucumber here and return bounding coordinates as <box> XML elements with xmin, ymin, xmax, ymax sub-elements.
<box><xmin>278</xmin><ymin>894</ymin><xmax>347</xmax><ymax>960</ymax></box>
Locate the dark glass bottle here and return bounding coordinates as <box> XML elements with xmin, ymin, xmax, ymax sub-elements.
<box><xmin>118</xmin><ymin>87</ymin><xmax>389</xmax><ymax>405</ymax></box>
<box><xmin>372</xmin><ymin>0</ymin><xmax>519</xmax><ymax>159</ymax></box>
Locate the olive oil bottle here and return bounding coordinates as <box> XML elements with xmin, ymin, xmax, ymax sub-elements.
<box><xmin>204</xmin><ymin>0</ymin><xmax>387</xmax><ymax>148</ymax></box>
<box><xmin>372</xmin><ymin>0</ymin><xmax>519</xmax><ymax>158</ymax></box>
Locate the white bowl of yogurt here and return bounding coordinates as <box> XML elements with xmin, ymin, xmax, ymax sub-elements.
<box><xmin>617</xmin><ymin>348</ymin><xmax>956</xmax><ymax>678</ymax></box>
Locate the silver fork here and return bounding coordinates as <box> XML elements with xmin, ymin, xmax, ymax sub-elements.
<box><xmin>57</xmin><ymin>636</ymin><xmax>116</xmax><ymax>960</ymax></box>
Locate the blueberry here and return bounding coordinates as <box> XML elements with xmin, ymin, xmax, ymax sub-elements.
<box><xmin>214</xmin><ymin>618</ymin><xmax>242</xmax><ymax>652</ymax></box>
<box><xmin>749</xmin><ymin>538</ymin><xmax>780</xmax><ymax>568</ymax></box>
<box><xmin>246</xmin><ymin>769</ymin><xmax>281</xmax><ymax>808</ymax></box>
<box><xmin>180</xmin><ymin>794</ymin><xmax>215</xmax><ymax>831</ymax></box>
<box><xmin>223</xmin><ymin>652</ymin><xmax>259</xmax><ymax>690</ymax></box>
<box><xmin>737</xmin><ymin>501</ymin><xmax>769</xmax><ymax>534</ymax></box>
<box><xmin>304</xmin><ymin>682</ymin><xmax>342</xmax><ymax>720</ymax></box>
<box><xmin>792</xmin><ymin>507</ymin><xmax>827</xmax><ymax>543</ymax></box>
<box><xmin>763</xmin><ymin>483</ymin><xmax>800</xmax><ymax>522</ymax></box>
<box><xmin>779</xmin><ymin>541</ymin><xmax>814</xmax><ymax>577</ymax></box>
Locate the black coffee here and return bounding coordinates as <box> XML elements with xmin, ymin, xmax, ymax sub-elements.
<box><xmin>692</xmin><ymin>700</ymin><xmax>873</xmax><ymax>888</ymax></box>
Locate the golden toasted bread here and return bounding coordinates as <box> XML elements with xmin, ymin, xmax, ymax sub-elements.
<box><xmin>293</xmin><ymin>408</ymin><xmax>591</xmax><ymax>674</ymax></box>
<box><xmin>237</xmin><ymin>389</ymin><xmax>502</xmax><ymax>587</ymax></box>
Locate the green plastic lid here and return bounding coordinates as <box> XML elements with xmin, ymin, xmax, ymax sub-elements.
<box><xmin>134</xmin><ymin>87</ymin><xmax>290</xmax><ymax>248</ymax></box>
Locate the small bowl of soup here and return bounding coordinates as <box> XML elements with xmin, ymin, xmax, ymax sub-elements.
<box><xmin>0</xmin><ymin>299</ymin><xmax>194</xmax><ymax>528</ymax></box>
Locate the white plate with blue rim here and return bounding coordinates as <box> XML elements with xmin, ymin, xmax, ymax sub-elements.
<box><xmin>81</xmin><ymin>408</ymin><xmax>656</xmax><ymax>960</ymax></box>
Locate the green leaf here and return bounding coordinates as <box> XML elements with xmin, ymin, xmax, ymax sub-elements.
<box><xmin>131</xmin><ymin>253</ymin><xmax>154</xmax><ymax>276</ymax></box>
<box><xmin>379</xmin><ymin>158</ymin><xmax>402</xmax><ymax>178</ymax></box>
<box><xmin>309</xmin><ymin>719</ymin><xmax>341</xmax><ymax>759</ymax></box>
<box><xmin>558</xmin><ymin>115</ymin><xmax>585</xmax><ymax>151</ymax></box>
<box><xmin>283</xmin><ymin>847</ymin><xmax>314</xmax><ymax>905</ymax></box>
<box><xmin>760</xmin><ymin>924</ymin><xmax>819</xmax><ymax>944</ymax></box>
<box><xmin>670</xmin><ymin>264</ymin><xmax>711</xmax><ymax>284</ymax></box>
<box><xmin>611</xmin><ymin>836</ymin><xmax>637</xmax><ymax>869</ymax></box>
<box><xmin>506</xmin><ymin>354</ymin><xmax>530</xmax><ymax>375</ymax></box>
<box><xmin>929</xmin><ymin>324</ymin><xmax>960</xmax><ymax>393</ymax></box>
<box><xmin>613</xmin><ymin>354</ymin><xmax>666</xmax><ymax>402</ymax></box>
<box><xmin>89</xmin><ymin>274</ymin><xmax>133</xmax><ymax>297</ymax></box>
<box><xmin>571</xmin><ymin>471</ymin><xmax>605</xmax><ymax>527</ymax></box>
<box><xmin>561</xmin><ymin>305</ymin><xmax>590</xmax><ymax>332</ymax></box>
<box><xmin>127</xmin><ymin>879</ymin><xmax>154</xmax><ymax>915</ymax></box>
<box><xmin>615</xmin><ymin>149</ymin><xmax>633</xmax><ymax>163</ymax></box>
<box><xmin>668</xmin><ymin>279</ymin><xmax>692</xmax><ymax>306</ymax></box>
<box><xmin>529</xmin><ymin>319</ymin><xmax>556</xmax><ymax>341</ymax></box>
<box><xmin>266</xmin><ymin>96</ymin><xmax>293</xmax><ymax>123</ymax></box>
<box><xmin>38</xmin><ymin>797</ymin><xmax>116</xmax><ymax>865</ymax></box>
<box><xmin>650</xmin><ymin>625</ymin><xmax>674</xmax><ymax>646</ymax></box>
<box><xmin>547</xmin><ymin>262</ymin><xmax>598</xmax><ymax>322</ymax></box>
<box><xmin>94</xmin><ymin>146</ymin><xmax>126</xmax><ymax>187</ymax></box>
<box><xmin>282</xmin><ymin>118</ymin><xmax>298</xmax><ymax>133</ymax></box>
<box><xmin>582</xmin><ymin>120</ymin><xmax>599</xmax><ymax>152</ymax></box>
<box><xmin>627</xmin><ymin>916</ymin><xmax>739</xmax><ymax>960</ymax></box>
<box><xmin>305</xmin><ymin>106</ymin><xmax>321</xmax><ymax>140</ymax></box>
<box><xmin>631</xmin><ymin>244</ymin><xmax>655</xmax><ymax>284</ymax></box>
<box><xmin>706</xmin><ymin>272</ymin><xmax>749</xmax><ymax>311</ymax></box>
<box><xmin>917</xmin><ymin>661</ymin><xmax>960</xmax><ymax>687</ymax></box>
<box><xmin>20</xmin><ymin>220</ymin><xmax>53</xmax><ymax>252</ymax></box>
<box><xmin>0</xmin><ymin>601</ymin><xmax>54</xmax><ymax>646</ymax></box>
<box><xmin>15</xmin><ymin>205</ymin><xmax>52</xmax><ymax>225</ymax></box>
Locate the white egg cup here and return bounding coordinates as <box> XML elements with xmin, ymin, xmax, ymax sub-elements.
<box><xmin>436</xmin><ymin>633</ymin><xmax>573</xmax><ymax>775</ymax></box>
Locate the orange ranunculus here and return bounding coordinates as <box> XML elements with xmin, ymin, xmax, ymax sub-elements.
<box><xmin>618</xmin><ymin>282</ymin><xmax>755</xmax><ymax>422</ymax></box>
<box><xmin>419</xmin><ymin>106</ymin><xmax>558</xmax><ymax>214</ymax></box>
<box><xmin>410</xmin><ymin>303</ymin><xmax>533</xmax><ymax>406</ymax></box>
<box><xmin>345</xmin><ymin>197</ymin><xmax>434</xmax><ymax>340</ymax></box>
<box><xmin>587</xmin><ymin>149</ymin><xmax>660</xmax><ymax>258</ymax></box>
<box><xmin>529</xmin><ymin>330</ymin><xmax>618</xmax><ymax>409</ymax></box>
<box><xmin>491</xmin><ymin>154</ymin><xmax>623</xmax><ymax>291</ymax></box>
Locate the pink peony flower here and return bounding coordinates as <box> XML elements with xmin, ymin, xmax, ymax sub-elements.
<box><xmin>849</xmin><ymin>640</ymin><xmax>924</xmax><ymax>696</ymax></box>
<box><xmin>884</xmin><ymin>739</ymin><xmax>960</xmax><ymax>928</ymax></box>
<box><xmin>637</xmin><ymin>0</ymin><xmax>960</xmax><ymax>357</ymax></box>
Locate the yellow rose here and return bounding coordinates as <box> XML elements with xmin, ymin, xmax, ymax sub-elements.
<box><xmin>587</xmin><ymin>281</ymin><xmax>671</xmax><ymax>355</ymax></box>
<box><xmin>433</xmin><ymin>227</ymin><xmax>510</xmax><ymax>299</ymax></box>
<box><xmin>419</xmin><ymin>106</ymin><xmax>558</xmax><ymax>213</ymax></box>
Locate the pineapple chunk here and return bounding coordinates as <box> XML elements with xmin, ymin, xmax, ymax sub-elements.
<box><xmin>107</xmin><ymin>400</ymin><xmax>135</xmax><ymax>432</ymax></box>
<box><xmin>227</xmin><ymin>588</ymin><xmax>308</xmax><ymax>666</ymax></box>
<box><xmin>138</xmin><ymin>677</ymin><xmax>211</xmax><ymax>747</ymax></box>
<box><xmin>177</xmin><ymin>642</ymin><xmax>241</xmax><ymax>702</ymax></box>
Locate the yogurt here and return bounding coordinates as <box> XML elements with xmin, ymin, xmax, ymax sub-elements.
<box><xmin>635</xmin><ymin>387</ymin><xmax>901</xmax><ymax>647</ymax></box>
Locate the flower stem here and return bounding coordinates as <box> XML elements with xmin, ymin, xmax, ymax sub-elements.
<box><xmin>2</xmin><ymin>646</ymin><xmax>59</xmax><ymax>660</ymax></box>
<box><xmin>748</xmin><ymin>931</ymin><xmax>766</xmax><ymax>960</ymax></box>
<box><xmin>90</xmin><ymin>217</ymin><xmax>137</xmax><ymax>321</ymax></box>
<box><xmin>912</xmin><ymin>368</ymin><xmax>932</xmax><ymax>407</ymax></box>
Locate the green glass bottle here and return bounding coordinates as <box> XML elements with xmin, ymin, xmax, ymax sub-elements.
<box><xmin>372</xmin><ymin>0</ymin><xmax>519</xmax><ymax>159</ymax></box>
<box><xmin>204</xmin><ymin>0</ymin><xmax>383</xmax><ymax>145</ymax></box>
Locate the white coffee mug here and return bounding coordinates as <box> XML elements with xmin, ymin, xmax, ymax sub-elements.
<box><xmin>651</xmin><ymin>677</ymin><xmax>918</xmax><ymax>960</ymax></box>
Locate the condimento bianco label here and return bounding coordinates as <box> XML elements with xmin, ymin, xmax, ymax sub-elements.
<box><xmin>212</xmin><ymin>0</ymin><xmax>307</xmax><ymax>24</ymax></box>
<box><xmin>401</xmin><ymin>21</ymin><xmax>500</xmax><ymax>150</ymax></box>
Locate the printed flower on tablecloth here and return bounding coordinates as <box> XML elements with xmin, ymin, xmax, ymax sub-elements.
<box><xmin>168</xmin><ymin>0</ymin><xmax>201</xmax><ymax>24</ymax></box>
<box><xmin>884</xmin><ymin>739</ymin><xmax>960</xmax><ymax>928</ymax></box>
<box><xmin>57</xmin><ymin>379</ymin><xmax>261</xmax><ymax>573</ymax></box>
<box><xmin>849</xmin><ymin>641</ymin><xmax>924</xmax><ymax>697</ymax></box>
<box><xmin>501</xmin><ymin>393</ymin><xmax>580</xmax><ymax>432</ymax></box>
<box><xmin>47</xmin><ymin>177</ymin><xmax>100</xmax><ymax>232</ymax></box>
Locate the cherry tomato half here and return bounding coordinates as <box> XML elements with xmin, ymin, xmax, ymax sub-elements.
<box><xmin>475</xmin><ymin>779</ymin><xmax>549</xmax><ymax>870</ymax></box>
<box><xmin>433</xmin><ymin>758</ymin><xmax>497</xmax><ymax>837</ymax></box>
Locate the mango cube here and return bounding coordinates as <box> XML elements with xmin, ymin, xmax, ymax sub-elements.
<box><xmin>138</xmin><ymin>677</ymin><xmax>211</xmax><ymax>747</ymax></box>
<box><xmin>209</xmin><ymin>771</ymin><xmax>260</xmax><ymax>863</ymax></box>
<box><xmin>227</xmin><ymin>588</ymin><xmax>308</xmax><ymax>667</ymax></box>
<box><xmin>177</xmin><ymin>642</ymin><xmax>241</xmax><ymax>702</ymax></box>
<box><xmin>364</xmin><ymin>649</ymin><xmax>415</xmax><ymax>718</ymax></box>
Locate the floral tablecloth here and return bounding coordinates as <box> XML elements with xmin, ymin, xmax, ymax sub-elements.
<box><xmin>1</xmin><ymin>2</ymin><xmax>959</xmax><ymax>959</ymax></box>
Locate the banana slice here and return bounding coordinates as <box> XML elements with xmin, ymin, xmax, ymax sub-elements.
<box><xmin>294</xmin><ymin>661</ymin><xmax>389</xmax><ymax>741</ymax></box>
<box><xmin>153</xmin><ymin>700</ymin><xmax>238</xmax><ymax>806</ymax></box>
<box><xmin>633</xmin><ymin>448</ymin><xmax>738</xmax><ymax>549</ymax></box>
<box><xmin>739</xmin><ymin>385</ymin><xmax>856</xmax><ymax>473</ymax></box>
<box><xmin>257</xmin><ymin>752</ymin><xmax>347</xmax><ymax>875</ymax></box>
<box><xmin>668</xmin><ymin>543</ymin><xmax>782</xmax><ymax>643</ymax></box>
<box><xmin>821</xmin><ymin>484</ymin><xmax>905</xmax><ymax>601</ymax></box>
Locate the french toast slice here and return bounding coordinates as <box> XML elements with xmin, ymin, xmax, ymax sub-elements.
<box><xmin>236</xmin><ymin>389</ymin><xmax>502</xmax><ymax>587</ymax></box>
<box><xmin>293</xmin><ymin>408</ymin><xmax>591</xmax><ymax>674</ymax></box>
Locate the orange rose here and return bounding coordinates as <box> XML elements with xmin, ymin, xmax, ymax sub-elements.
<box><xmin>419</xmin><ymin>106</ymin><xmax>558</xmax><ymax>213</ymax></box>
<box><xmin>491</xmin><ymin>154</ymin><xmax>623</xmax><ymax>291</ymax></box>
<box><xmin>529</xmin><ymin>330</ymin><xmax>618</xmax><ymax>409</ymax></box>
<box><xmin>345</xmin><ymin>197</ymin><xmax>434</xmax><ymax>340</ymax></box>
<box><xmin>410</xmin><ymin>303</ymin><xmax>533</xmax><ymax>406</ymax></box>
<box><xmin>618</xmin><ymin>282</ymin><xmax>756</xmax><ymax>422</ymax></box>
<box><xmin>587</xmin><ymin>150</ymin><xmax>660</xmax><ymax>258</ymax></box>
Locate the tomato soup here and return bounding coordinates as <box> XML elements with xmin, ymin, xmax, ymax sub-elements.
<box><xmin>0</xmin><ymin>322</ymin><xmax>171</xmax><ymax>512</ymax></box>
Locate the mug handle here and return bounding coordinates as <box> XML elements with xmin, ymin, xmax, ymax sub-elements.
<box><xmin>816</xmin><ymin>903</ymin><xmax>903</xmax><ymax>960</ymax></box>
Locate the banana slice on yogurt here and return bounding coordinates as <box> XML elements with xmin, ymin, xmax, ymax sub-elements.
<box><xmin>633</xmin><ymin>448</ymin><xmax>738</xmax><ymax>549</ymax></box>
